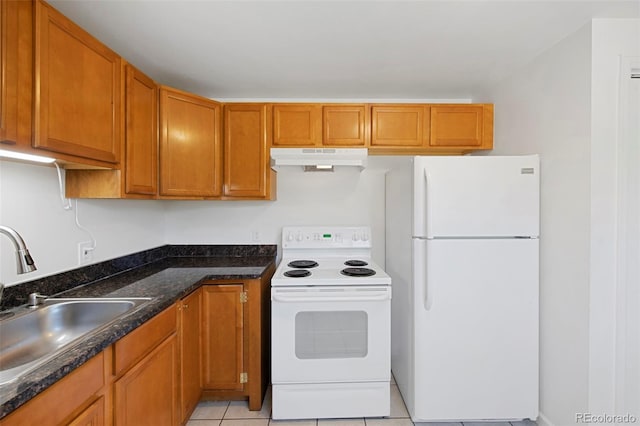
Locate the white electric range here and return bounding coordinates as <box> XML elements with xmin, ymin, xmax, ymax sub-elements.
<box><xmin>271</xmin><ymin>226</ymin><xmax>392</xmax><ymax>420</ymax></box>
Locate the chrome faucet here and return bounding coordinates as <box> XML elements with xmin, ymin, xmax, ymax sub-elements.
<box><xmin>0</xmin><ymin>225</ymin><xmax>37</xmax><ymax>274</ymax></box>
<box><xmin>0</xmin><ymin>225</ymin><xmax>38</xmax><ymax>309</ymax></box>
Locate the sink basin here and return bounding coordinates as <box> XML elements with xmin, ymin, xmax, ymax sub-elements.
<box><xmin>0</xmin><ymin>297</ymin><xmax>151</xmax><ymax>385</ymax></box>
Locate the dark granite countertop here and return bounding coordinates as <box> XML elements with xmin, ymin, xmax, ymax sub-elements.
<box><xmin>0</xmin><ymin>245</ymin><xmax>277</xmax><ymax>419</ymax></box>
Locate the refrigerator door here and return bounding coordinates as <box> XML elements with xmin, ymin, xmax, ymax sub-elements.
<box><xmin>413</xmin><ymin>155</ymin><xmax>540</xmax><ymax>238</ymax></box>
<box><xmin>412</xmin><ymin>238</ymin><xmax>539</xmax><ymax>421</ymax></box>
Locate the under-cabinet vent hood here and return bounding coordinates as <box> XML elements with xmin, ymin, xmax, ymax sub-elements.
<box><xmin>270</xmin><ymin>148</ymin><xmax>367</xmax><ymax>171</ymax></box>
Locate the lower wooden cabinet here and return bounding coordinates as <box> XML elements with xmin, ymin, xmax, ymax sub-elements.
<box><xmin>112</xmin><ymin>304</ymin><xmax>179</xmax><ymax>425</ymax></box>
<box><xmin>1</xmin><ymin>351</ymin><xmax>108</xmax><ymax>426</ymax></box>
<box><xmin>2</xmin><ymin>269</ymin><xmax>276</xmax><ymax>425</ymax></box>
<box><xmin>114</xmin><ymin>334</ymin><xmax>179</xmax><ymax>425</ymax></box>
<box><xmin>201</xmin><ymin>265</ymin><xmax>274</xmax><ymax>410</ymax></box>
<box><xmin>180</xmin><ymin>289</ymin><xmax>203</xmax><ymax>423</ymax></box>
<box><xmin>202</xmin><ymin>284</ymin><xmax>245</xmax><ymax>391</ymax></box>
<box><xmin>67</xmin><ymin>396</ymin><xmax>106</xmax><ymax>426</ymax></box>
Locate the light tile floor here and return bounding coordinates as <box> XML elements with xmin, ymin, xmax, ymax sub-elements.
<box><xmin>188</xmin><ymin>379</ymin><xmax>536</xmax><ymax>426</ymax></box>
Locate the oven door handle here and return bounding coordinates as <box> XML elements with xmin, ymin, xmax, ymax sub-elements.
<box><xmin>272</xmin><ymin>289</ymin><xmax>391</xmax><ymax>303</ymax></box>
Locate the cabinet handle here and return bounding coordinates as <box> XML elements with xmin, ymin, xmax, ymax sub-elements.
<box><xmin>183</xmin><ymin>304</ymin><xmax>188</xmax><ymax>309</ymax></box>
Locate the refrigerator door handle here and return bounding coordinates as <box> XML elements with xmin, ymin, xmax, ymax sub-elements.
<box><xmin>424</xmin><ymin>169</ymin><xmax>432</xmax><ymax>238</ymax></box>
<box><xmin>413</xmin><ymin>239</ymin><xmax>433</xmax><ymax>311</ymax></box>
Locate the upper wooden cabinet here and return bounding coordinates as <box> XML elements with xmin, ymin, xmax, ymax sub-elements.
<box><xmin>33</xmin><ymin>0</ymin><xmax>121</xmax><ymax>164</ymax></box>
<box><xmin>272</xmin><ymin>103</ymin><xmax>369</xmax><ymax>148</ymax></box>
<box><xmin>0</xmin><ymin>0</ymin><xmax>34</xmax><ymax>153</ymax></box>
<box><xmin>429</xmin><ymin>104</ymin><xmax>493</xmax><ymax>150</ymax></box>
<box><xmin>369</xmin><ymin>103</ymin><xmax>493</xmax><ymax>154</ymax></box>
<box><xmin>272</xmin><ymin>104</ymin><xmax>321</xmax><ymax>147</ymax></box>
<box><xmin>370</xmin><ymin>105</ymin><xmax>430</xmax><ymax>151</ymax></box>
<box><xmin>124</xmin><ymin>64</ymin><xmax>158</xmax><ymax>196</ymax></box>
<box><xmin>223</xmin><ymin>104</ymin><xmax>275</xmax><ymax>200</ymax></box>
<box><xmin>159</xmin><ymin>86</ymin><xmax>222</xmax><ymax>198</ymax></box>
<box><xmin>323</xmin><ymin>105</ymin><xmax>368</xmax><ymax>147</ymax></box>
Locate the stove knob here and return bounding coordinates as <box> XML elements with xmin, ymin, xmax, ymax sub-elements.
<box><xmin>362</xmin><ymin>233</ymin><xmax>370</xmax><ymax>242</ymax></box>
<box><xmin>287</xmin><ymin>233</ymin><xmax>294</xmax><ymax>242</ymax></box>
<box><xmin>296</xmin><ymin>233</ymin><xmax>303</xmax><ymax>241</ymax></box>
<box><xmin>352</xmin><ymin>234</ymin><xmax>360</xmax><ymax>241</ymax></box>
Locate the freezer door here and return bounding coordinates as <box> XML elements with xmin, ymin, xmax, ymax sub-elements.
<box><xmin>412</xmin><ymin>238</ymin><xmax>539</xmax><ymax>421</ymax></box>
<box><xmin>413</xmin><ymin>155</ymin><xmax>539</xmax><ymax>238</ymax></box>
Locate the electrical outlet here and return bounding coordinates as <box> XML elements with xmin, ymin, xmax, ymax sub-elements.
<box><xmin>251</xmin><ymin>231</ymin><xmax>261</xmax><ymax>242</ymax></box>
<box><xmin>78</xmin><ymin>241</ymin><xmax>93</xmax><ymax>264</ymax></box>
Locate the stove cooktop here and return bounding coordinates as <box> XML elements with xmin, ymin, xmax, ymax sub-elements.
<box><xmin>272</xmin><ymin>257</ymin><xmax>391</xmax><ymax>287</ymax></box>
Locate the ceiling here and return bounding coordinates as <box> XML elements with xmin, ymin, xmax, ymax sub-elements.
<box><xmin>48</xmin><ymin>0</ymin><xmax>638</xmax><ymax>101</ymax></box>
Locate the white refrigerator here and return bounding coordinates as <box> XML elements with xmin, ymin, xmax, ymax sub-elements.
<box><xmin>385</xmin><ymin>155</ymin><xmax>539</xmax><ymax>423</ymax></box>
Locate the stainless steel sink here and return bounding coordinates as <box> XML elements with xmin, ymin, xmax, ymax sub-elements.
<box><xmin>0</xmin><ymin>297</ymin><xmax>151</xmax><ymax>385</ymax></box>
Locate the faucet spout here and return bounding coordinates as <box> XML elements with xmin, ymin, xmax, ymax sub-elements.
<box><xmin>0</xmin><ymin>225</ymin><xmax>37</xmax><ymax>274</ymax></box>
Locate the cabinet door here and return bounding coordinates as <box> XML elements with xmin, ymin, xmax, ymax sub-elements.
<box><xmin>202</xmin><ymin>284</ymin><xmax>244</xmax><ymax>391</ymax></box>
<box><xmin>0</xmin><ymin>0</ymin><xmax>33</xmax><ymax>150</ymax></box>
<box><xmin>370</xmin><ymin>105</ymin><xmax>430</xmax><ymax>150</ymax></box>
<box><xmin>33</xmin><ymin>0</ymin><xmax>121</xmax><ymax>164</ymax></box>
<box><xmin>180</xmin><ymin>289</ymin><xmax>202</xmax><ymax>423</ymax></box>
<box><xmin>1</xmin><ymin>352</ymin><xmax>106</xmax><ymax>425</ymax></box>
<box><xmin>429</xmin><ymin>105</ymin><xmax>493</xmax><ymax>149</ymax></box>
<box><xmin>272</xmin><ymin>104</ymin><xmax>321</xmax><ymax>147</ymax></box>
<box><xmin>159</xmin><ymin>87</ymin><xmax>222</xmax><ymax>197</ymax></box>
<box><xmin>323</xmin><ymin>105</ymin><xmax>367</xmax><ymax>146</ymax></box>
<box><xmin>67</xmin><ymin>396</ymin><xmax>106</xmax><ymax>426</ymax></box>
<box><xmin>125</xmin><ymin>64</ymin><xmax>158</xmax><ymax>196</ymax></box>
<box><xmin>224</xmin><ymin>104</ymin><xmax>273</xmax><ymax>199</ymax></box>
<box><xmin>114</xmin><ymin>334</ymin><xmax>179</xmax><ymax>426</ymax></box>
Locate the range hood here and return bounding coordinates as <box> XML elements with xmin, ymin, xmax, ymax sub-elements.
<box><xmin>270</xmin><ymin>148</ymin><xmax>367</xmax><ymax>171</ymax></box>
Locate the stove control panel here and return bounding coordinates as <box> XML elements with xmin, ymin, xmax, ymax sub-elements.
<box><xmin>282</xmin><ymin>227</ymin><xmax>371</xmax><ymax>249</ymax></box>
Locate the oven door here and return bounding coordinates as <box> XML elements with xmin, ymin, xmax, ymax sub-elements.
<box><xmin>271</xmin><ymin>285</ymin><xmax>391</xmax><ymax>384</ymax></box>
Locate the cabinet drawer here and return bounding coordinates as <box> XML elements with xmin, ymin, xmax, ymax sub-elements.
<box><xmin>2</xmin><ymin>351</ymin><xmax>105</xmax><ymax>425</ymax></box>
<box><xmin>114</xmin><ymin>304</ymin><xmax>177</xmax><ymax>375</ymax></box>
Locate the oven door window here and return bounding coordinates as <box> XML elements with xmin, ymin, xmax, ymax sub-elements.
<box><xmin>295</xmin><ymin>311</ymin><xmax>368</xmax><ymax>359</ymax></box>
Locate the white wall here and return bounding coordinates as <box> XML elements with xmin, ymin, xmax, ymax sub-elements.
<box><xmin>589</xmin><ymin>19</ymin><xmax>639</xmax><ymax>419</ymax></box>
<box><xmin>480</xmin><ymin>18</ymin><xmax>640</xmax><ymax>426</ymax></box>
<box><xmin>478</xmin><ymin>23</ymin><xmax>593</xmax><ymax>426</ymax></box>
<box><xmin>0</xmin><ymin>157</ymin><xmax>391</xmax><ymax>287</ymax></box>
<box><xmin>164</xmin><ymin>158</ymin><xmax>390</xmax><ymax>265</ymax></box>
<box><xmin>616</xmin><ymin>55</ymin><xmax>640</xmax><ymax>421</ymax></box>
<box><xmin>0</xmin><ymin>160</ymin><xmax>165</xmax><ymax>286</ymax></box>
